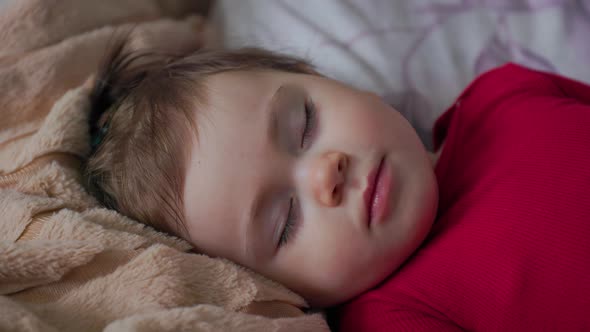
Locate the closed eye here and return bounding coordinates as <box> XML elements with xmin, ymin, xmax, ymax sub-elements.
<box><xmin>278</xmin><ymin>97</ymin><xmax>316</xmax><ymax>249</ymax></box>
<box><xmin>301</xmin><ymin>98</ymin><xmax>317</xmax><ymax>149</ymax></box>
<box><xmin>278</xmin><ymin>197</ymin><xmax>298</xmax><ymax>247</ymax></box>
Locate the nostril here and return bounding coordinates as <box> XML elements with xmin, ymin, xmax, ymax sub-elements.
<box><xmin>332</xmin><ymin>185</ymin><xmax>341</xmax><ymax>198</ymax></box>
<box><xmin>332</xmin><ymin>185</ymin><xmax>342</xmax><ymax>202</ymax></box>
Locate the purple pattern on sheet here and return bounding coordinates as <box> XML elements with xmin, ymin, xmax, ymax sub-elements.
<box><xmin>394</xmin><ymin>1</ymin><xmax>568</xmax><ymax>89</ymax></box>
<box><xmin>416</xmin><ymin>0</ymin><xmax>568</xmax><ymax>12</ymax></box>
<box><xmin>291</xmin><ymin>0</ymin><xmax>589</xmax><ymax>85</ymax></box>
<box><xmin>474</xmin><ymin>32</ymin><xmax>557</xmax><ymax>75</ymax></box>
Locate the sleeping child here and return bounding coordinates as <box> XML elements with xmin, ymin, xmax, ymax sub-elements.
<box><xmin>83</xmin><ymin>37</ymin><xmax>590</xmax><ymax>331</ymax></box>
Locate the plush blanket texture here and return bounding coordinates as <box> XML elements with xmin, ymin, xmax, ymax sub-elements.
<box><xmin>0</xmin><ymin>1</ymin><xmax>328</xmax><ymax>331</ymax></box>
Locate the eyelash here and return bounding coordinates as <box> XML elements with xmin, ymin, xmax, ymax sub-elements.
<box><xmin>279</xmin><ymin>197</ymin><xmax>298</xmax><ymax>247</ymax></box>
<box><xmin>278</xmin><ymin>99</ymin><xmax>317</xmax><ymax>248</ymax></box>
<box><xmin>301</xmin><ymin>99</ymin><xmax>317</xmax><ymax>149</ymax></box>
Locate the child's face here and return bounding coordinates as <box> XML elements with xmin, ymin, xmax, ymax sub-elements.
<box><xmin>183</xmin><ymin>70</ymin><xmax>438</xmax><ymax>307</ymax></box>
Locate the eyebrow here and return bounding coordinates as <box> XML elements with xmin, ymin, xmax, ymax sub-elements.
<box><xmin>243</xmin><ymin>84</ymin><xmax>284</xmax><ymax>261</ymax></box>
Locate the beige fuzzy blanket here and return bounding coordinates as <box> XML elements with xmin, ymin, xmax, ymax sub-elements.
<box><xmin>0</xmin><ymin>1</ymin><xmax>328</xmax><ymax>331</ymax></box>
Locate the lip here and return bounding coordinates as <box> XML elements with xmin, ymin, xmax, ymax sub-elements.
<box><xmin>363</xmin><ymin>156</ymin><xmax>393</xmax><ymax>227</ymax></box>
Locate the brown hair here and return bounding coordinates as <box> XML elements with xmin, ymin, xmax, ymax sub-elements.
<box><xmin>82</xmin><ymin>36</ymin><xmax>316</xmax><ymax>238</ymax></box>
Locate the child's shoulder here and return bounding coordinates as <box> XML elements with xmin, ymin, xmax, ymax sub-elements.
<box><xmin>475</xmin><ymin>62</ymin><xmax>548</xmax><ymax>82</ymax></box>
<box><xmin>458</xmin><ymin>63</ymin><xmax>559</xmax><ymax>102</ymax></box>
<box><xmin>442</xmin><ymin>62</ymin><xmax>570</xmax><ymax>133</ymax></box>
<box><xmin>433</xmin><ymin>63</ymin><xmax>555</xmax><ymax>150</ymax></box>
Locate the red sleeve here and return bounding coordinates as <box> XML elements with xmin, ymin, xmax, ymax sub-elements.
<box><xmin>433</xmin><ymin>63</ymin><xmax>590</xmax><ymax>150</ymax></box>
<box><xmin>493</xmin><ymin>63</ymin><xmax>590</xmax><ymax>104</ymax></box>
<box><xmin>337</xmin><ymin>296</ymin><xmax>464</xmax><ymax>332</ymax></box>
<box><xmin>547</xmin><ymin>71</ymin><xmax>590</xmax><ymax>104</ymax></box>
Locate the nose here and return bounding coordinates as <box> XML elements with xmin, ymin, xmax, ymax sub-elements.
<box><xmin>311</xmin><ymin>151</ymin><xmax>349</xmax><ymax>207</ymax></box>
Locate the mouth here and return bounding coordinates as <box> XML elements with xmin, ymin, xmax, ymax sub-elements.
<box><xmin>363</xmin><ymin>156</ymin><xmax>393</xmax><ymax>227</ymax></box>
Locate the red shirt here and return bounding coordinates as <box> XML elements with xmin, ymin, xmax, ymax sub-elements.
<box><xmin>336</xmin><ymin>64</ymin><xmax>590</xmax><ymax>331</ymax></box>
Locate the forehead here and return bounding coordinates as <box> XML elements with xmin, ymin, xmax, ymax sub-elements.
<box><xmin>207</xmin><ymin>70</ymin><xmax>279</xmax><ymax>112</ymax></box>
<box><xmin>182</xmin><ymin>71</ymin><xmax>281</xmax><ymax>261</ymax></box>
<box><xmin>199</xmin><ymin>71</ymin><xmax>282</xmax><ymax>169</ymax></box>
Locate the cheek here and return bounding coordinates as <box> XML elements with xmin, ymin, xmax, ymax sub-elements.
<box><xmin>314</xmin><ymin>233</ymin><xmax>390</xmax><ymax>289</ymax></box>
<box><xmin>325</xmin><ymin>97</ymin><xmax>399</xmax><ymax>148</ymax></box>
<box><xmin>278</xmin><ymin>218</ymin><xmax>388</xmax><ymax>303</ymax></box>
<box><xmin>309</xmin><ymin>225</ymin><xmax>368</xmax><ymax>273</ymax></box>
